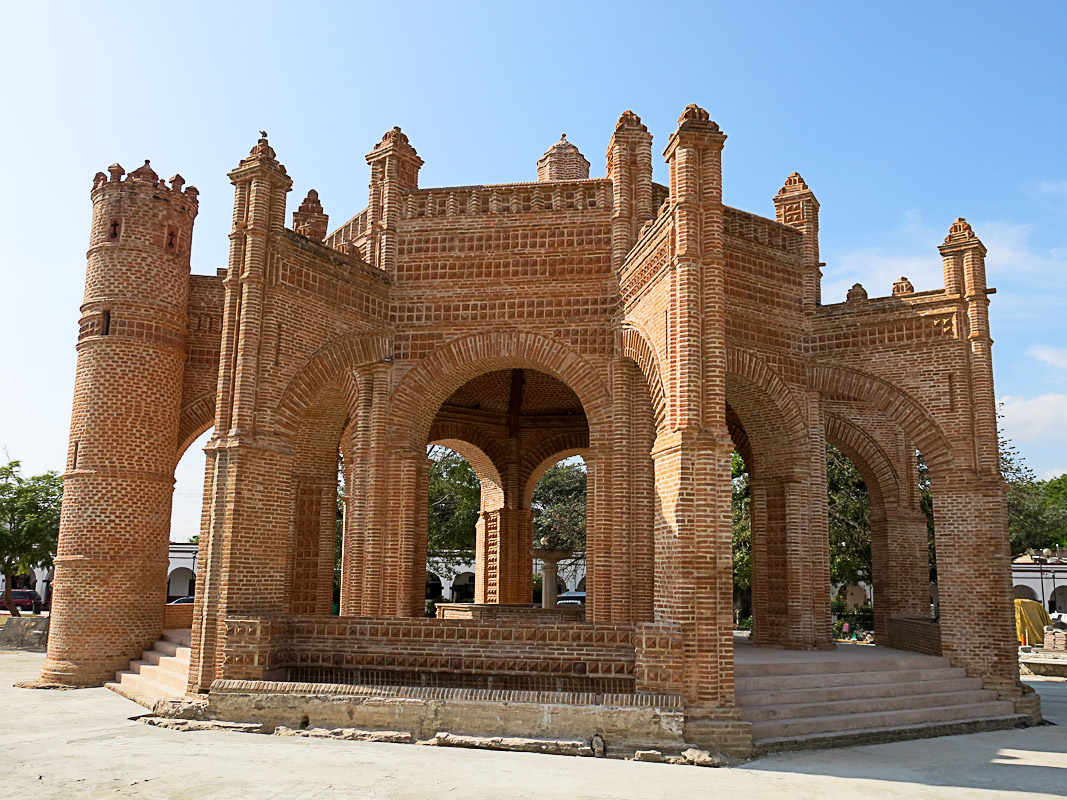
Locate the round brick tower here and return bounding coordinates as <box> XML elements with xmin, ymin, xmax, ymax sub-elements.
<box><xmin>41</xmin><ymin>161</ymin><xmax>198</xmax><ymax>686</ymax></box>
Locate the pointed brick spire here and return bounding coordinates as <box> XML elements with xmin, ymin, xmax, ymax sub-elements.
<box><xmin>293</xmin><ymin>189</ymin><xmax>329</xmax><ymax>241</ymax></box>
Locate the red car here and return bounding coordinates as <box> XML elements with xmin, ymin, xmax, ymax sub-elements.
<box><xmin>5</xmin><ymin>589</ymin><xmax>43</xmax><ymax>614</ymax></box>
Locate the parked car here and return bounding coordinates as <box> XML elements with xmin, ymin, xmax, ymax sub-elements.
<box><xmin>167</xmin><ymin>596</ymin><xmax>195</xmax><ymax>605</ymax></box>
<box><xmin>5</xmin><ymin>588</ymin><xmax>43</xmax><ymax>614</ymax></box>
<box><xmin>557</xmin><ymin>591</ymin><xmax>586</xmax><ymax>606</ymax></box>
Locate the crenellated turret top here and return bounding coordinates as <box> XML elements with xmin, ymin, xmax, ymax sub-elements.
<box><xmin>91</xmin><ymin>159</ymin><xmax>198</xmax><ymax>201</ymax></box>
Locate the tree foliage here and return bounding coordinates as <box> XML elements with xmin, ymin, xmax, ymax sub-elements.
<box><xmin>532</xmin><ymin>460</ymin><xmax>586</xmax><ymax>552</ymax></box>
<box><xmin>0</xmin><ymin>461</ymin><xmax>62</xmax><ymax>616</ymax></box>
<box><xmin>731</xmin><ymin>451</ymin><xmax>751</xmax><ymax>591</ymax></box>
<box><xmin>426</xmin><ymin>445</ymin><xmax>481</xmax><ymax>578</ymax></box>
<box><xmin>825</xmin><ymin>446</ymin><xmax>872</xmax><ymax>587</ymax></box>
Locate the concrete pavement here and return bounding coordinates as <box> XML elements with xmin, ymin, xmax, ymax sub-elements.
<box><xmin>2</xmin><ymin>649</ymin><xmax>1065</xmax><ymax>799</ymax></box>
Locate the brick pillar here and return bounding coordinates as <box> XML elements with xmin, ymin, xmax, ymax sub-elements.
<box><xmin>887</xmin><ymin>508</ymin><xmax>932</xmax><ymax>618</ymax></box>
<box><xmin>42</xmin><ymin>162</ymin><xmax>198</xmax><ymax>687</ymax></box>
<box><xmin>290</xmin><ymin>476</ymin><xmax>337</xmax><ymax>615</ymax></box>
<box><xmin>365</xmin><ymin>126</ymin><xmax>422</xmax><ymax>272</ymax></box>
<box><xmin>340</xmin><ymin>365</ymin><xmax>389</xmax><ymax>616</ymax></box>
<box><xmin>774</xmin><ymin>173</ymin><xmax>821</xmax><ymax>313</ymax></box>
<box><xmin>801</xmin><ymin>391</ymin><xmax>834</xmax><ymax>648</ymax></box>
<box><xmin>606</xmin><ymin>110</ymin><xmax>653</xmax><ymax>271</ymax></box>
<box><xmin>932</xmin><ymin>469</ymin><xmax>1019</xmax><ymax>693</ymax></box>
<box><xmin>654</xmin><ymin>105</ymin><xmax>735</xmax><ymax>706</ymax></box>
<box><xmin>186</xmin><ymin>136</ymin><xmax>293</xmax><ymax>690</ymax></box>
<box><xmin>188</xmin><ymin>440</ymin><xmax>294</xmax><ymax>692</ymax></box>
<box><xmin>380</xmin><ymin>446</ymin><xmax>428</xmax><ymax>617</ymax></box>
<box><xmin>940</xmin><ymin>219</ymin><xmax>999</xmax><ymax>473</ymax></box>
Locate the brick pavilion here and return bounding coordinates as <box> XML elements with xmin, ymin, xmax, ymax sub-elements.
<box><xmin>39</xmin><ymin>105</ymin><xmax>1039</xmax><ymax>756</ymax></box>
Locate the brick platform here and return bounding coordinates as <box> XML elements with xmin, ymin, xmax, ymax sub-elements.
<box><xmin>43</xmin><ymin>104</ymin><xmax>1036</xmax><ymax>752</ymax></box>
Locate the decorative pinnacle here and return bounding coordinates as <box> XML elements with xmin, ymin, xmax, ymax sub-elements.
<box><xmin>945</xmin><ymin>217</ymin><xmax>976</xmax><ymax>242</ymax></box>
<box><xmin>677</xmin><ymin>103</ymin><xmax>720</xmax><ymax>133</ymax></box>
<box><xmin>846</xmin><ymin>283</ymin><xmax>868</xmax><ymax>303</ymax></box>
<box><xmin>777</xmin><ymin>172</ymin><xmax>811</xmax><ymax>195</ymax></box>
<box><xmin>127</xmin><ymin>159</ymin><xmax>158</xmax><ymax>183</ymax></box>
<box><xmin>615</xmin><ymin>110</ymin><xmax>647</xmax><ymax>133</ymax></box>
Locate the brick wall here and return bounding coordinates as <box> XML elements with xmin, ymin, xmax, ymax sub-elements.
<box><xmin>886</xmin><ymin>617</ymin><xmax>942</xmax><ymax>656</ymax></box>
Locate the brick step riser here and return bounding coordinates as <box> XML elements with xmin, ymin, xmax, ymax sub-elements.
<box><xmin>741</xmin><ymin>689</ymin><xmax>999</xmax><ymax>722</ymax></box>
<box><xmin>737</xmin><ymin>656</ymin><xmax>949</xmax><ymax>678</ymax></box>
<box><xmin>735</xmin><ymin>666</ymin><xmax>967</xmax><ymax>693</ymax></box>
<box><xmin>750</xmin><ymin>701</ymin><xmax>1015</xmax><ymax>740</ymax></box>
<box><xmin>736</xmin><ymin>676</ymin><xmax>984</xmax><ymax>707</ymax></box>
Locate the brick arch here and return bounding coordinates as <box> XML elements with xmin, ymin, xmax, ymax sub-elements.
<box><xmin>725</xmin><ymin>403</ymin><xmax>753</xmax><ymax>469</ymax></box>
<box><xmin>273</xmin><ymin>333</ymin><xmax>392</xmax><ymax>440</ymax></box>
<box><xmin>427</xmin><ymin>421</ymin><xmax>508</xmax><ymax>481</ymax></box>
<box><xmin>176</xmin><ymin>392</ymin><xmax>216</xmax><ymax>463</ymax></box>
<box><xmin>824</xmin><ymin>413</ymin><xmax>900</xmax><ymax>511</ymax></box>
<box><xmin>520</xmin><ymin>430</ymin><xmax>591</xmax><ymax>508</ymax></box>
<box><xmin>809</xmin><ymin>364</ymin><xmax>953</xmax><ymax>472</ymax></box>
<box><xmin>390</xmin><ymin>330</ymin><xmax>610</xmax><ymax>451</ymax></box>
<box><xmin>429</xmin><ymin>436</ymin><xmax>505</xmax><ymax>512</ymax></box>
<box><xmin>726</xmin><ymin>347</ymin><xmax>808</xmax><ymax>447</ymax></box>
<box><xmin>618</xmin><ymin>323</ymin><xmax>666</xmax><ymax>429</ymax></box>
<box><xmin>292</xmin><ymin>379</ymin><xmax>351</xmax><ymax>472</ymax></box>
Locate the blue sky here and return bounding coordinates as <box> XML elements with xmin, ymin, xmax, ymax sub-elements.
<box><xmin>1</xmin><ymin>2</ymin><xmax>1065</xmax><ymax>540</ymax></box>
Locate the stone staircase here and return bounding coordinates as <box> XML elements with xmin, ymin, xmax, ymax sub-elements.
<box><xmin>736</xmin><ymin>648</ymin><xmax>1023</xmax><ymax>754</ymax></box>
<box><xmin>106</xmin><ymin>629</ymin><xmax>191</xmax><ymax>709</ymax></box>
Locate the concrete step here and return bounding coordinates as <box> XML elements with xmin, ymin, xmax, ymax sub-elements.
<box><xmin>737</xmin><ymin>654</ymin><xmax>949</xmax><ymax>678</ymax></box>
<box><xmin>104</xmin><ymin>633</ymin><xmax>192</xmax><ymax>709</ymax></box>
<box><xmin>141</xmin><ymin>647</ymin><xmax>190</xmax><ymax>671</ymax></box>
<box><xmin>754</xmin><ymin>714</ymin><xmax>1027</xmax><ymax>754</ymax></box>
<box><xmin>128</xmin><ymin>660</ymin><xmax>189</xmax><ymax>694</ymax></box>
<box><xmin>152</xmin><ymin>639</ymin><xmax>183</xmax><ymax>658</ymax></box>
<box><xmin>736</xmin><ymin>666</ymin><xmax>969</xmax><ymax>693</ymax></box>
<box><xmin>749</xmin><ymin>700</ymin><xmax>1015</xmax><ymax>740</ymax></box>
<box><xmin>110</xmin><ymin>669</ymin><xmax>180</xmax><ymax>707</ymax></box>
<box><xmin>741</xmin><ymin>688</ymin><xmax>999</xmax><ymax>722</ymax></box>
<box><xmin>162</xmin><ymin>628</ymin><xmax>192</xmax><ymax>647</ymax></box>
<box><xmin>736</xmin><ymin>675</ymin><xmax>984</xmax><ymax>707</ymax></box>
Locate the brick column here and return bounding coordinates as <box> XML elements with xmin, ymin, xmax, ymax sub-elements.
<box><xmin>42</xmin><ymin>162</ymin><xmax>198</xmax><ymax>687</ymax></box>
<box><xmin>932</xmin><ymin>469</ymin><xmax>1019</xmax><ymax>693</ymax></box>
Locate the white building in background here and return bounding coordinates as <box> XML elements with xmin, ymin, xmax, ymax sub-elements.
<box><xmin>1013</xmin><ymin>549</ymin><xmax>1067</xmax><ymax>614</ymax></box>
<box><xmin>166</xmin><ymin>542</ymin><xmax>198</xmax><ymax>601</ymax></box>
<box><xmin>427</xmin><ymin>554</ymin><xmax>586</xmax><ymax>602</ymax></box>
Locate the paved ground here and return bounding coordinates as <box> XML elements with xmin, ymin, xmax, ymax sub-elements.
<box><xmin>3</xmin><ymin>649</ymin><xmax>1065</xmax><ymax>799</ymax></box>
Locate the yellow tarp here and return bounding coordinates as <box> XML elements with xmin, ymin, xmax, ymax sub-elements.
<box><xmin>1016</xmin><ymin>598</ymin><xmax>1052</xmax><ymax>646</ymax></box>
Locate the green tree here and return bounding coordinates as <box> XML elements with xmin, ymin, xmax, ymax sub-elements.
<box><xmin>0</xmin><ymin>461</ymin><xmax>62</xmax><ymax>616</ymax></box>
<box><xmin>532</xmin><ymin>460</ymin><xmax>586</xmax><ymax>552</ymax></box>
<box><xmin>825</xmin><ymin>446</ymin><xmax>872</xmax><ymax>587</ymax></box>
<box><xmin>732</xmin><ymin>451</ymin><xmax>751</xmax><ymax>592</ymax></box>
<box><xmin>426</xmin><ymin>445</ymin><xmax>481</xmax><ymax>578</ymax></box>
